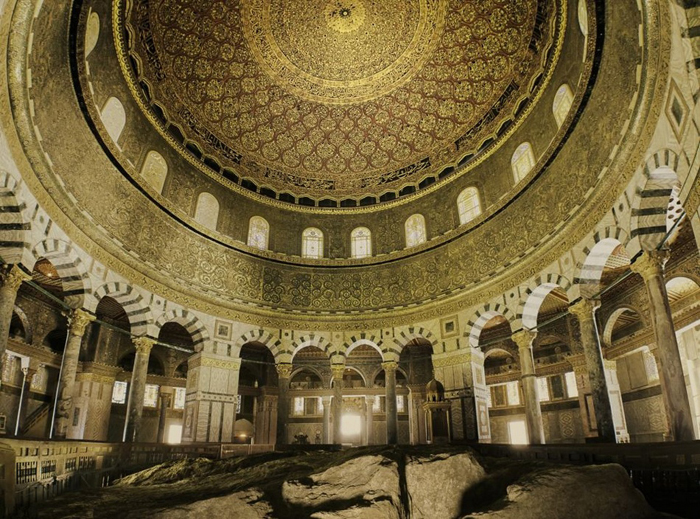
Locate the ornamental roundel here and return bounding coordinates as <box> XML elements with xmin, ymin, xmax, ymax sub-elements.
<box><xmin>119</xmin><ymin>0</ymin><xmax>561</xmax><ymax>199</ymax></box>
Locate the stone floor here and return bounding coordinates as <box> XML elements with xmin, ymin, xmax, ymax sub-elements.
<box><xmin>29</xmin><ymin>446</ymin><xmax>676</xmax><ymax>518</ymax></box>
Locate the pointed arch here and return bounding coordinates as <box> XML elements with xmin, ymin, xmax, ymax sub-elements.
<box><xmin>30</xmin><ymin>239</ymin><xmax>92</xmax><ymax>308</ymax></box>
<box><xmin>155</xmin><ymin>309</ymin><xmax>210</xmax><ymax>350</ymax></box>
<box><xmin>93</xmin><ymin>282</ymin><xmax>153</xmax><ymax>337</ymax></box>
<box><xmin>629</xmin><ymin>150</ymin><xmax>681</xmax><ymax>256</ymax></box>
<box><xmin>575</xmin><ymin>227</ymin><xmax>630</xmax><ymax>296</ymax></box>
<box><xmin>518</xmin><ymin>274</ymin><xmax>575</xmax><ymax>329</ymax></box>
<box><xmin>0</xmin><ymin>171</ymin><xmax>31</xmax><ymax>266</ymax></box>
<box><xmin>465</xmin><ymin>304</ymin><xmax>515</xmax><ymax>348</ymax></box>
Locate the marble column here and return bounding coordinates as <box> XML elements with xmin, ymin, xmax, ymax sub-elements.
<box><xmin>16</xmin><ymin>364</ymin><xmax>37</xmax><ymax>435</ymax></box>
<box><xmin>383</xmin><ymin>361</ymin><xmax>398</xmax><ymax>445</ymax></box>
<box><xmin>123</xmin><ymin>336</ymin><xmax>155</xmax><ymax>443</ymax></box>
<box><xmin>157</xmin><ymin>392</ymin><xmax>172</xmax><ymax>443</ymax></box>
<box><xmin>322</xmin><ymin>395</ymin><xmax>332</xmax><ymax>443</ymax></box>
<box><xmin>331</xmin><ymin>364</ymin><xmax>345</xmax><ymax>444</ymax></box>
<box><xmin>53</xmin><ymin>309</ymin><xmax>95</xmax><ymax>439</ymax></box>
<box><xmin>366</xmin><ymin>395</ymin><xmax>375</xmax><ymax>445</ymax></box>
<box><xmin>275</xmin><ymin>363</ymin><xmax>292</xmax><ymax>445</ymax></box>
<box><xmin>631</xmin><ymin>251</ymin><xmax>695</xmax><ymax>441</ymax></box>
<box><xmin>407</xmin><ymin>384</ymin><xmax>425</xmax><ymax>445</ymax></box>
<box><xmin>569</xmin><ymin>299</ymin><xmax>616</xmax><ymax>442</ymax></box>
<box><xmin>0</xmin><ymin>265</ymin><xmax>30</xmax><ymax>378</ymax></box>
<box><xmin>512</xmin><ymin>330</ymin><xmax>545</xmax><ymax>444</ymax></box>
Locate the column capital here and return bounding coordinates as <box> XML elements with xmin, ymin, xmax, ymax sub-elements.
<box><xmin>365</xmin><ymin>394</ymin><xmax>375</xmax><ymax>404</ymax></box>
<box><xmin>381</xmin><ymin>360</ymin><xmax>398</xmax><ymax>373</ymax></box>
<box><xmin>159</xmin><ymin>392</ymin><xmax>172</xmax><ymax>405</ymax></box>
<box><xmin>132</xmin><ymin>336</ymin><xmax>156</xmax><ymax>355</ymax></box>
<box><xmin>1</xmin><ymin>264</ymin><xmax>30</xmax><ymax>293</ymax></box>
<box><xmin>511</xmin><ymin>329</ymin><xmax>537</xmax><ymax>350</ymax></box>
<box><xmin>67</xmin><ymin>309</ymin><xmax>95</xmax><ymax>337</ymax></box>
<box><xmin>630</xmin><ymin>250</ymin><xmax>669</xmax><ymax>281</ymax></box>
<box><xmin>276</xmin><ymin>362</ymin><xmax>293</xmax><ymax>379</ymax></box>
<box><xmin>568</xmin><ymin>298</ymin><xmax>599</xmax><ymax>322</ymax></box>
<box><xmin>330</xmin><ymin>363</ymin><xmax>346</xmax><ymax>380</ymax></box>
<box><xmin>322</xmin><ymin>395</ymin><xmax>332</xmax><ymax>405</ymax></box>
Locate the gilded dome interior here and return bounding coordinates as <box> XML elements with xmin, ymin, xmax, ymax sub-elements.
<box><xmin>120</xmin><ymin>0</ymin><xmax>562</xmax><ymax>203</ymax></box>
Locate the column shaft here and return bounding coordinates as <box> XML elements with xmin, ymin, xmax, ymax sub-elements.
<box><xmin>513</xmin><ymin>330</ymin><xmax>544</xmax><ymax>444</ymax></box>
<box><xmin>383</xmin><ymin>361</ymin><xmax>398</xmax><ymax>445</ymax></box>
<box><xmin>275</xmin><ymin>363</ymin><xmax>292</xmax><ymax>445</ymax></box>
<box><xmin>632</xmin><ymin>252</ymin><xmax>695</xmax><ymax>440</ymax></box>
<box><xmin>570</xmin><ymin>300</ymin><xmax>616</xmax><ymax>442</ymax></box>
<box><xmin>366</xmin><ymin>395</ymin><xmax>375</xmax><ymax>445</ymax></box>
<box><xmin>157</xmin><ymin>393</ymin><xmax>172</xmax><ymax>443</ymax></box>
<box><xmin>0</xmin><ymin>266</ymin><xmax>30</xmax><ymax>376</ymax></box>
<box><xmin>322</xmin><ymin>396</ymin><xmax>332</xmax><ymax>443</ymax></box>
<box><xmin>331</xmin><ymin>365</ymin><xmax>345</xmax><ymax>443</ymax></box>
<box><xmin>54</xmin><ymin>310</ymin><xmax>94</xmax><ymax>439</ymax></box>
<box><xmin>123</xmin><ymin>337</ymin><xmax>155</xmax><ymax>442</ymax></box>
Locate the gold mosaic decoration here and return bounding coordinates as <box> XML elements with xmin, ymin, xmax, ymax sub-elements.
<box><xmin>121</xmin><ymin>0</ymin><xmax>559</xmax><ymax>198</ymax></box>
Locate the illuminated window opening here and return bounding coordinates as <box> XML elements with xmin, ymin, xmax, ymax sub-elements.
<box><xmin>341</xmin><ymin>414</ymin><xmax>362</xmax><ymax>437</ymax></box>
<box><xmin>351</xmin><ymin>227</ymin><xmax>372</xmax><ymax>258</ymax></box>
<box><xmin>457</xmin><ymin>187</ymin><xmax>482</xmax><ymax>225</ymax></box>
<box><xmin>508</xmin><ymin>420</ymin><xmax>528</xmax><ymax>445</ymax></box>
<box><xmin>248</xmin><ymin>216</ymin><xmax>270</xmax><ymax>250</ymax></box>
<box><xmin>405</xmin><ymin>214</ymin><xmax>427</xmax><ymax>247</ymax></box>
<box><xmin>302</xmin><ymin>227</ymin><xmax>324</xmax><ymax>258</ymax></box>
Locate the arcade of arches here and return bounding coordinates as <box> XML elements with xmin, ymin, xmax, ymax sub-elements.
<box><xmin>1</xmin><ymin>0</ymin><xmax>700</xmax><ymax>458</ymax></box>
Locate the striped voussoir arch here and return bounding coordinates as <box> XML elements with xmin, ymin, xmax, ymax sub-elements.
<box><xmin>155</xmin><ymin>309</ymin><xmax>210</xmax><ymax>349</ymax></box>
<box><xmin>391</xmin><ymin>327</ymin><xmax>439</xmax><ymax>357</ymax></box>
<box><xmin>93</xmin><ymin>282</ymin><xmax>152</xmax><ymax>336</ymax></box>
<box><xmin>0</xmin><ymin>171</ymin><xmax>31</xmax><ymax>265</ymax></box>
<box><xmin>235</xmin><ymin>329</ymin><xmax>284</xmax><ymax>358</ymax></box>
<box><xmin>574</xmin><ymin>227</ymin><xmax>629</xmax><ymax>288</ymax></box>
<box><xmin>343</xmin><ymin>333</ymin><xmax>385</xmax><ymax>359</ymax></box>
<box><xmin>31</xmin><ymin>239</ymin><xmax>91</xmax><ymax>309</ymax></box>
<box><xmin>675</xmin><ymin>3</ymin><xmax>700</xmax><ymax>101</ymax></box>
<box><xmin>466</xmin><ymin>303</ymin><xmax>515</xmax><ymax>348</ymax></box>
<box><xmin>629</xmin><ymin>150</ymin><xmax>680</xmax><ymax>256</ymax></box>
<box><xmin>291</xmin><ymin>334</ymin><xmax>333</xmax><ymax>360</ymax></box>
<box><xmin>519</xmin><ymin>274</ymin><xmax>573</xmax><ymax>330</ymax></box>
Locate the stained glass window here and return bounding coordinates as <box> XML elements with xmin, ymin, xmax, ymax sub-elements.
<box><xmin>141</xmin><ymin>151</ymin><xmax>168</xmax><ymax>194</ymax></box>
<box><xmin>247</xmin><ymin>216</ymin><xmax>269</xmax><ymax>250</ymax></box>
<box><xmin>101</xmin><ymin>97</ymin><xmax>126</xmax><ymax>144</ymax></box>
<box><xmin>351</xmin><ymin>227</ymin><xmax>372</xmax><ymax>258</ymax></box>
<box><xmin>405</xmin><ymin>214</ymin><xmax>426</xmax><ymax>247</ymax></box>
<box><xmin>511</xmin><ymin>142</ymin><xmax>535</xmax><ymax>183</ymax></box>
<box><xmin>111</xmin><ymin>381</ymin><xmax>127</xmax><ymax>404</ymax></box>
<box><xmin>457</xmin><ymin>187</ymin><xmax>482</xmax><ymax>225</ymax></box>
<box><xmin>302</xmin><ymin>227</ymin><xmax>324</xmax><ymax>258</ymax></box>
<box><xmin>194</xmin><ymin>192</ymin><xmax>220</xmax><ymax>230</ymax></box>
<box><xmin>553</xmin><ymin>84</ymin><xmax>574</xmax><ymax>128</ymax></box>
<box><xmin>144</xmin><ymin>384</ymin><xmax>160</xmax><ymax>407</ymax></box>
<box><xmin>174</xmin><ymin>387</ymin><xmax>186</xmax><ymax>410</ymax></box>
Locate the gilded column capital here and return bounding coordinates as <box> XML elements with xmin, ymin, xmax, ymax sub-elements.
<box><xmin>568</xmin><ymin>298</ymin><xmax>599</xmax><ymax>322</ymax></box>
<box><xmin>630</xmin><ymin>250</ymin><xmax>669</xmax><ymax>281</ymax></box>
<box><xmin>276</xmin><ymin>362</ymin><xmax>293</xmax><ymax>379</ymax></box>
<box><xmin>381</xmin><ymin>360</ymin><xmax>398</xmax><ymax>373</ymax></box>
<box><xmin>1</xmin><ymin>264</ymin><xmax>30</xmax><ymax>293</ymax></box>
<box><xmin>365</xmin><ymin>394</ymin><xmax>375</xmax><ymax>404</ymax></box>
<box><xmin>322</xmin><ymin>395</ymin><xmax>332</xmax><ymax>405</ymax></box>
<box><xmin>330</xmin><ymin>363</ymin><xmax>346</xmax><ymax>380</ymax></box>
<box><xmin>132</xmin><ymin>336</ymin><xmax>156</xmax><ymax>355</ymax></box>
<box><xmin>511</xmin><ymin>329</ymin><xmax>537</xmax><ymax>350</ymax></box>
<box><xmin>67</xmin><ymin>309</ymin><xmax>95</xmax><ymax>337</ymax></box>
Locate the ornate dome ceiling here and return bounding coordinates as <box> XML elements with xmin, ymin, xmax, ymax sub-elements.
<box><xmin>120</xmin><ymin>0</ymin><xmax>561</xmax><ymax>201</ymax></box>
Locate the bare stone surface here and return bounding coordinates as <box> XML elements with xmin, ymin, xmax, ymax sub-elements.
<box><xmin>463</xmin><ymin>464</ymin><xmax>661</xmax><ymax>519</ymax></box>
<box><xmin>406</xmin><ymin>452</ymin><xmax>486</xmax><ymax>519</ymax></box>
<box><xmin>146</xmin><ymin>488</ymin><xmax>273</xmax><ymax>519</ymax></box>
<box><xmin>282</xmin><ymin>454</ymin><xmax>402</xmax><ymax>518</ymax></box>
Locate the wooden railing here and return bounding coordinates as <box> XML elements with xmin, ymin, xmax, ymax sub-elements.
<box><xmin>0</xmin><ymin>439</ymin><xmax>275</xmax><ymax>517</ymax></box>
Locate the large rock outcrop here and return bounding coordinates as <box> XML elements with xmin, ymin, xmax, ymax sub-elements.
<box><xmin>282</xmin><ymin>454</ymin><xmax>403</xmax><ymax>518</ymax></box>
<box><xmin>406</xmin><ymin>452</ymin><xmax>486</xmax><ymax>519</ymax></box>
